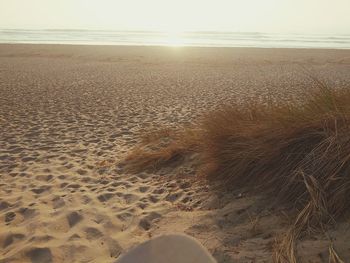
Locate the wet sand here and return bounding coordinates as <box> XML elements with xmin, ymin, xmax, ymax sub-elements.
<box><xmin>1</xmin><ymin>44</ymin><xmax>350</xmax><ymax>262</ymax></box>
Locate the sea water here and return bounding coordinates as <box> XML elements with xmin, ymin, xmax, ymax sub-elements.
<box><xmin>0</xmin><ymin>29</ymin><xmax>349</xmax><ymax>49</ymax></box>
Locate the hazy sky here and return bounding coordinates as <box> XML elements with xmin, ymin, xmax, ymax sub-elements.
<box><xmin>0</xmin><ymin>0</ymin><xmax>349</xmax><ymax>34</ymax></box>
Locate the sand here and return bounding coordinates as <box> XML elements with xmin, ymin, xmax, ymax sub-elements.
<box><xmin>1</xmin><ymin>44</ymin><xmax>350</xmax><ymax>262</ymax></box>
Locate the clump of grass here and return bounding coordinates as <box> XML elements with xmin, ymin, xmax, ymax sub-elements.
<box><xmin>124</xmin><ymin>127</ymin><xmax>201</xmax><ymax>173</ymax></box>
<box><xmin>203</xmin><ymin>87</ymin><xmax>350</xmax><ymax>197</ymax></box>
<box><xmin>201</xmin><ymin>84</ymin><xmax>350</xmax><ymax>261</ymax></box>
<box><xmin>123</xmin><ymin>81</ymin><xmax>350</xmax><ymax>261</ymax></box>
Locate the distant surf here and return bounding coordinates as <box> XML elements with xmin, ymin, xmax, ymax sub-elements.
<box><xmin>0</xmin><ymin>29</ymin><xmax>349</xmax><ymax>49</ymax></box>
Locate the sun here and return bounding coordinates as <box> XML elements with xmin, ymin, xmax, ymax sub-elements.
<box><xmin>163</xmin><ymin>30</ymin><xmax>185</xmax><ymax>47</ymax></box>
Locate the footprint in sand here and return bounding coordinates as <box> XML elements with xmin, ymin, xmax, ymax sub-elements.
<box><xmin>21</xmin><ymin>156</ymin><xmax>37</xmax><ymax>162</ymax></box>
<box><xmin>67</xmin><ymin>211</ymin><xmax>83</xmax><ymax>227</ymax></box>
<box><xmin>152</xmin><ymin>188</ymin><xmax>165</xmax><ymax>194</ymax></box>
<box><xmin>148</xmin><ymin>195</ymin><xmax>159</xmax><ymax>203</ymax></box>
<box><xmin>139</xmin><ymin>186</ymin><xmax>149</xmax><ymax>193</ymax></box>
<box><xmin>26</xmin><ymin>247</ymin><xmax>52</xmax><ymax>263</ymax></box>
<box><xmin>138</xmin><ymin>212</ymin><xmax>162</xmax><ymax>231</ymax></box>
<box><xmin>18</xmin><ymin>207</ymin><xmax>36</xmax><ymax>219</ymax></box>
<box><xmin>67</xmin><ymin>183</ymin><xmax>80</xmax><ymax>189</ymax></box>
<box><xmin>76</xmin><ymin>169</ymin><xmax>88</xmax><ymax>175</ymax></box>
<box><xmin>84</xmin><ymin>227</ymin><xmax>103</xmax><ymax>240</ymax></box>
<box><xmin>106</xmin><ymin>238</ymin><xmax>123</xmax><ymax>258</ymax></box>
<box><xmin>5</xmin><ymin>211</ymin><xmax>16</xmax><ymax>224</ymax></box>
<box><xmin>122</xmin><ymin>193</ymin><xmax>138</xmax><ymax>204</ymax></box>
<box><xmin>35</xmin><ymin>174</ymin><xmax>53</xmax><ymax>182</ymax></box>
<box><xmin>68</xmin><ymin>234</ymin><xmax>81</xmax><ymax>241</ymax></box>
<box><xmin>52</xmin><ymin>196</ymin><xmax>65</xmax><ymax>209</ymax></box>
<box><xmin>31</xmin><ymin>185</ymin><xmax>51</xmax><ymax>195</ymax></box>
<box><xmin>137</xmin><ymin>202</ymin><xmax>148</xmax><ymax>209</ymax></box>
<box><xmin>166</xmin><ymin>191</ymin><xmax>183</xmax><ymax>202</ymax></box>
<box><xmin>0</xmin><ymin>201</ymin><xmax>10</xmax><ymax>210</ymax></box>
<box><xmin>3</xmin><ymin>233</ymin><xmax>25</xmax><ymax>248</ymax></box>
<box><xmin>81</xmin><ymin>195</ymin><xmax>92</xmax><ymax>204</ymax></box>
<box><xmin>116</xmin><ymin>212</ymin><xmax>133</xmax><ymax>222</ymax></box>
<box><xmin>9</xmin><ymin>172</ymin><xmax>18</xmax><ymax>178</ymax></box>
<box><xmin>60</xmin><ymin>182</ymin><xmax>68</xmax><ymax>188</ymax></box>
<box><xmin>97</xmin><ymin>193</ymin><xmax>114</xmax><ymax>202</ymax></box>
<box><xmin>57</xmin><ymin>175</ymin><xmax>66</xmax><ymax>180</ymax></box>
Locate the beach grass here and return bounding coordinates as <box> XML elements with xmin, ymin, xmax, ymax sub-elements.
<box><xmin>124</xmin><ymin>80</ymin><xmax>349</xmax><ymax>262</ymax></box>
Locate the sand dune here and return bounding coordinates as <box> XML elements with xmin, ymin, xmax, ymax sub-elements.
<box><xmin>1</xmin><ymin>44</ymin><xmax>350</xmax><ymax>262</ymax></box>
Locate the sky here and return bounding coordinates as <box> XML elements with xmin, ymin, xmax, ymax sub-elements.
<box><xmin>0</xmin><ymin>0</ymin><xmax>349</xmax><ymax>34</ymax></box>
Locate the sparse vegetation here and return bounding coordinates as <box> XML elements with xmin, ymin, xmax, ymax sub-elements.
<box><xmin>124</xmin><ymin>81</ymin><xmax>349</xmax><ymax>262</ymax></box>
<box><xmin>124</xmin><ymin>127</ymin><xmax>201</xmax><ymax>173</ymax></box>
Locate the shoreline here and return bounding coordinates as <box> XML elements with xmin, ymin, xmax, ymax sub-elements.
<box><xmin>1</xmin><ymin>42</ymin><xmax>350</xmax><ymax>50</ymax></box>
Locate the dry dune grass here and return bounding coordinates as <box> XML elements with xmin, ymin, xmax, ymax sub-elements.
<box><xmin>124</xmin><ymin>81</ymin><xmax>349</xmax><ymax>262</ymax></box>
<box><xmin>328</xmin><ymin>243</ymin><xmax>346</xmax><ymax>263</ymax></box>
<box><xmin>124</xmin><ymin>127</ymin><xmax>201</xmax><ymax>173</ymax></box>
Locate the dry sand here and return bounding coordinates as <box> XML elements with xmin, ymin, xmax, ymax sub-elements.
<box><xmin>1</xmin><ymin>44</ymin><xmax>350</xmax><ymax>262</ymax></box>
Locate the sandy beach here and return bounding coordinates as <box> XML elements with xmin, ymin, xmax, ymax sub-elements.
<box><xmin>1</xmin><ymin>44</ymin><xmax>350</xmax><ymax>262</ymax></box>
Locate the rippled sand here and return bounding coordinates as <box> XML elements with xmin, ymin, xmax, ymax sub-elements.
<box><xmin>1</xmin><ymin>44</ymin><xmax>350</xmax><ymax>262</ymax></box>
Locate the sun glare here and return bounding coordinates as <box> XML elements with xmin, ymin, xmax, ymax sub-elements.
<box><xmin>163</xmin><ymin>30</ymin><xmax>185</xmax><ymax>47</ymax></box>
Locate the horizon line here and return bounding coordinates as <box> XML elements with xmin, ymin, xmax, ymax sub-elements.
<box><xmin>0</xmin><ymin>28</ymin><xmax>350</xmax><ymax>36</ymax></box>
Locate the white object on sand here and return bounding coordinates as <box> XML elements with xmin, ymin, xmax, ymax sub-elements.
<box><xmin>115</xmin><ymin>234</ymin><xmax>217</xmax><ymax>263</ymax></box>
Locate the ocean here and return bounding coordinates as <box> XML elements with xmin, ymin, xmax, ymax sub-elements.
<box><xmin>0</xmin><ymin>29</ymin><xmax>349</xmax><ymax>49</ymax></box>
